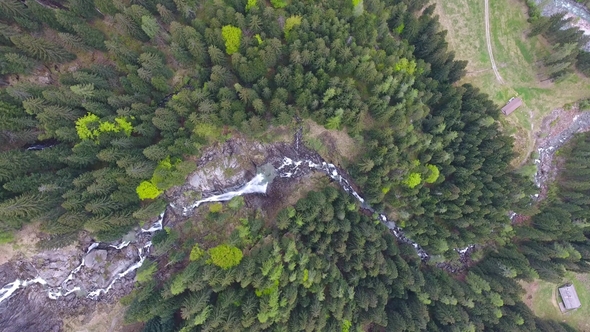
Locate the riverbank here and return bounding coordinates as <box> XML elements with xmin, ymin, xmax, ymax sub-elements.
<box><xmin>534</xmin><ymin>0</ymin><xmax>590</xmax><ymax>50</ymax></box>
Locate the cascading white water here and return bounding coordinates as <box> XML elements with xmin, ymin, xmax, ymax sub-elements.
<box><xmin>183</xmin><ymin>173</ymin><xmax>268</xmax><ymax>215</ymax></box>
<box><xmin>60</xmin><ymin>258</ymin><xmax>85</xmax><ymax>288</ymax></box>
<box><xmin>48</xmin><ymin>286</ymin><xmax>81</xmax><ymax>300</ymax></box>
<box><xmin>86</xmin><ymin>243</ymin><xmax>99</xmax><ymax>252</ymax></box>
<box><xmin>110</xmin><ymin>241</ymin><xmax>131</xmax><ymax>250</ymax></box>
<box><xmin>0</xmin><ymin>211</ymin><xmax>165</xmax><ymax>305</ymax></box>
<box><xmin>0</xmin><ymin>277</ymin><xmax>47</xmax><ymax>303</ymax></box>
<box><xmin>140</xmin><ymin>212</ymin><xmax>165</xmax><ymax>233</ymax></box>
<box><xmin>456</xmin><ymin>245</ymin><xmax>475</xmax><ymax>255</ymax></box>
<box><xmin>87</xmin><ymin>242</ymin><xmax>152</xmax><ymax>299</ymax></box>
<box><xmin>277</xmin><ymin>156</ymin><xmax>430</xmax><ymax>260</ymax></box>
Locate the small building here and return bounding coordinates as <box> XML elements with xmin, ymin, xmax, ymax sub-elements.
<box><xmin>558</xmin><ymin>284</ymin><xmax>581</xmax><ymax>311</ymax></box>
<box><xmin>501</xmin><ymin>97</ymin><xmax>523</xmax><ymax>115</ymax></box>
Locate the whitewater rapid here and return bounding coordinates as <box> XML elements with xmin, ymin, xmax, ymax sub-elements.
<box><xmin>0</xmin><ymin>212</ymin><xmax>164</xmax><ymax>305</ymax></box>
<box><xmin>0</xmin><ymin>278</ymin><xmax>47</xmax><ymax>304</ymax></box>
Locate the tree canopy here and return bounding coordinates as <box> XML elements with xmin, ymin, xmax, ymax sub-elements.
<box><xmin>0</xmin><ymin>0</ymin><xmax>584</xmax><ymax>331</ymax></box>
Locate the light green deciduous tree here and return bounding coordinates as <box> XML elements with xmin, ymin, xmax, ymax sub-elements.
<box><xmin>221</xmin><ymin>25</ymin><xmax>242</xmax><ymax>55</ymax></box>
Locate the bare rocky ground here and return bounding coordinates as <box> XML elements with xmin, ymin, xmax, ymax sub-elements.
<box><xmin>168</xmin><ymin>130</ymin><xmax>323</xmax><ymax>218</ymax></box>
<box><xmin>0</xmin><ymin>232</ymin><xmax>152</xmax><ymax>332</ymax></box>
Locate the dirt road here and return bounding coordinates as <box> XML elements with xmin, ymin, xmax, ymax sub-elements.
<box><xmin>484</xmin><ymin>0</ymin><xmax>505</xmax><ymax>84</ymax></box>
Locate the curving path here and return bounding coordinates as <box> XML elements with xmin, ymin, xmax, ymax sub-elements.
<box><xmin>484</xmin><ymin>0</ymin><xmax>504</xmax><ymax>84</ymax></box>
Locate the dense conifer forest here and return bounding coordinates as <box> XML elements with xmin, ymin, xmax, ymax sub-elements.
<box><xmin>1</xmin><ymin>0</ymin><xmax>590</xmax><ymax>330</ymax></box>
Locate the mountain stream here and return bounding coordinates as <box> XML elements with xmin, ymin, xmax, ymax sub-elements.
<box><xmin>0</xmin><ymin>136</ymin><xmax>473</xmax><ymax>306</ymax></box>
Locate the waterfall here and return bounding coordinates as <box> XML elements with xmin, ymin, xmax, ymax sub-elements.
<box><xmin>183</xmin><ymin>173</ymin><xmax>268</xmax><ymax>215</ymax></box>
<box><xmin>86</xmin><ymin>242</ymin><xmax>152</xmax><ymax>299</ymax></box>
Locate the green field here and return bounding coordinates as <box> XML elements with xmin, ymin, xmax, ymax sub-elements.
<box><xmin>523</xmin><ymin>271</ymin><xmax>590</xmax><ymax>331</ymax></box>
<box><xmin>434</xmin><ymin>0</ymin><xmax>590</xmax><ymax>165</ymax></box>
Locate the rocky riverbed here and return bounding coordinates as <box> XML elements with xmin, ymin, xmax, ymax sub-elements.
<box><xmin>534</xmin><ymin>0</ymin><xmax>590</xmax><ymax>50</ymax></box>
<box><xmin>534</xmin><ymin>108</ymin><xmax>590</xmax><ymax>199</ymax></box>
<box><xmin>174</xmin><ymin>130</ymin><xmax>432</xmax><ymax>260</ymax></box>
<box><xmin>0</xmin><ymin>239</ymin><xmax>144</xmax><ymax>332</ymax></box>
<box><xmin>0</xmin><ymin>133</ymin><xmax>318</xmax><ymax>332</ymax></box>
<box><xmin>0</xmin><ymin>126</ymin><xmax>480</xmax><ymax>332</ymax></box>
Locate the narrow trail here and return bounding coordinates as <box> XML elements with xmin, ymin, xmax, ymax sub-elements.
<box><xmin>484</xmin><ymin>0</ymin><xmax>505</xmax><ymax>84</ymax></box>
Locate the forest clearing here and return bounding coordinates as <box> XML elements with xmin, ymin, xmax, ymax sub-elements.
<box><xmin>434</xmin><ymin>0</ymin><xmax>590</xmax><ymax>165</ymax></box>
<box><xmin>523</xmin><ymin>272</ymin><xmax>590</xmax><ymax>331</ymax></box>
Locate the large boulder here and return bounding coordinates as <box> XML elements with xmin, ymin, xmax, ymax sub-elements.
<box><xmin>33</xmin><ymin>248</ymin><xmax>80</xmax><ymax>287</ymax></box>
<box><xmin>84</xmin><ymin>250</ymin><xmax>107</xmax><ymax>270</ymax></box>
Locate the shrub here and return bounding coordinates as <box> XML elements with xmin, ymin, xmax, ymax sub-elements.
<box><xmin>189</xmin><ymin>243</ymin><xmax>205</xmax><ymax>261</ymax></box>
<box><xmin>425</xmin><ymin>164</ymin><xmax>440</xmax><ymax>183</ymax></box>
<box><xmin>270</xmin><ymin>0</ymin><xmax>287</xmax><ymax>8</ymax></box>
<box><xmin>208</xmin><ymin>244</ymin><xmax>243</xmax><ymax>269</ymax></box>
<box><xmin>246</xmin><ymin>0</ymin><xmax>256</xmax><ymax>10</ymax></box>
<box><xmin>75</xmin><ymin>112</ymin><xmax>100</xmax><ymax>140</ymax></box>
<box><xmin>209</xmin><ymin>202</ymin><xmax>223</xmax><ymax>213</ymax></box>
<box><xmin>284</xmin><ymin>15</ymin><xmax>302</xmax><ymax>37</ymax></box>
<box><xmin>75</xmin><ymin>113</ymin><xmax>134</xmax><ymax>140</ymax></box>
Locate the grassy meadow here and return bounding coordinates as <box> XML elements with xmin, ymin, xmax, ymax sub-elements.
<box><xmin>433</xmin><ymin>0</ymin><xmax>590</xmax><ymax>165</ymax></box>
<box><xmin>522</xmin><ymin>271</ymin><xmax>590</xmax><ymax>331</ymax></box>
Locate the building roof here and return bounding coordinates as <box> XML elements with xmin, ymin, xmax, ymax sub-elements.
<box><xmin>501</xmin><ymin>97</ymin><xmax>523</xmax><ymax>115</ymax></box>
<box><xmin>559</xmin><ymin>284</ymin><xmax>581</xmax><ymax>310</ymax></box>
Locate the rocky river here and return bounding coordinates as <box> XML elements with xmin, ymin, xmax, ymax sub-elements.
<box><xmin>3</xmin><ymin>114</ymin><xmax>577</xmax><ymax>330</ymax></box>
<box><xmin>534</xmin><ymin>0</ymin><xmax>590</xmax><ymax>50</ymax></box>
<box><xmin>534</xmin><ymin>108</ymin><xmax>590</xmax><ymax>199</ymax></box>
<box><xmin>0</xmin><ymin>129</ymin><xmax>442</xmax><ymax>331</ymax></box>
<box><xmin>2</xmin><ymin>3</ymin><xmax>590</xmax><ymax>328</ymax></box>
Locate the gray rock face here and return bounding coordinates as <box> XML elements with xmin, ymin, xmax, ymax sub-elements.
<box><xmin>33</xmin><ymin>248</ymin><xmax>80</xmax><ymax>287</ymax></box>
<box><xmin>0</xmin><ymin>270</ymin><xmax>15</xmax><ymax>288</ymax></box>
<box><xmin>73</xmin><ymin>246</ymin><xmax>140</xmax><ymax>289</ymax></box>
<box><xmin>172</xmin><ymin>136</ymin><xmax>299</xmax><ymax>216</ymax></box>
<box><xmin>0</xmin><ymin>232</ymin><xmax>151</xmax><ymax>331</ymax></box>
<box><xmin>188</xmin><ymin>138</ymin><xmax>266</xmax><ymax>192</ymax></box>
<box><xmin>84</xmin><ymin>250</ymin><xmax>107</xmax><ymax>270</ymax></box>
<box><xmin>0</xmin><ymin>288</ymin><xmax>62</xmax><ymax>332</ymax></box>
